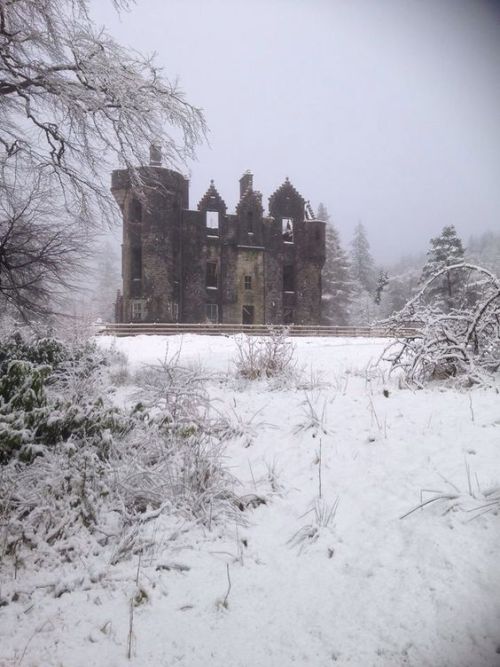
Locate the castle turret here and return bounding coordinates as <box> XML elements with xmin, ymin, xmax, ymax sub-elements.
<box><xmin>111</xmin><ymin>156</ymin><xmax>189</xmax><ymax>323</ymax></box>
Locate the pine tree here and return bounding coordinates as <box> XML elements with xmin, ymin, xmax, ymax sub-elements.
<box><xmin>420</xmin><ymin>225</ymin><xmax>465</xmax><ymax>311</ymax></box>
<box><xmin>350</xmin><ymin>222</ymin><xmax>376</xmax><ymax>294</ymax></box>
<box><xmin>348</xmin><ymin>222</ymin><xmax>377</xmax><ymax>324</ymax></box>
<box><xmin>318</xmin><ymin>204</ymin><xmax>352</xmax><ymax>325</ymax></box>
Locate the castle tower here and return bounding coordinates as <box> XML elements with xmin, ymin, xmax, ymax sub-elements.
<box><xmin>111</xmin><ymin>146</ymin><xmax>189</xmax><ymax>322</ymax></box>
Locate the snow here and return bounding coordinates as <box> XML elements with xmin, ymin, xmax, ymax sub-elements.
<box><xmin>1</xmin><ymin>334</ymin><xmax>500</xmax><ymax>667</ymax></box>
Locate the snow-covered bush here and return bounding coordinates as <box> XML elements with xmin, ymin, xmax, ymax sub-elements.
<box><xmin>0</xmin><ymin>333</ymin><xmax>127</xmax><ymax>464</ymax></box>
<box><xmin>0</xmin><ymin>329</ymin><xmax>244</xmax><ymax>573</ymax></box>
<box><xmin>383</xmin><ymin>263</ymin><xmax>500</xmax><ymax>386</ymax></box>
<box><xmin>234</xmin><ymin>329</ymin><xmax>296</xmax><ymax>381</ymax></box>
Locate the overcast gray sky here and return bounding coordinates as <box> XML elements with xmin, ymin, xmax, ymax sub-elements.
<box><xmin>93</xmin><ymin>0</ymin><xmax>500</xmax><ymax>263</ymax></box>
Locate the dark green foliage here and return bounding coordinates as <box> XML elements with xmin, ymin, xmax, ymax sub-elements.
<box><xmin>0</xmin><ymin>334</ymin><xmax>129</xmax><ymax>464</ymax></box>
<box><xmin>0</xmin><ymin>336</ymin><xmax>67</xmax><ymax>373</ymax></box>
<box><xmin>420</xmin><ymin>225</ymin><xmax>466</xmax><ymax>311</ymax></box>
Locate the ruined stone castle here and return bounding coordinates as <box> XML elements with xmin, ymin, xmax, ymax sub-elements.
<box><xmin>113</xmin><ymin>150</ymin><xmax>325</xmax><ymax>324</ymax></box>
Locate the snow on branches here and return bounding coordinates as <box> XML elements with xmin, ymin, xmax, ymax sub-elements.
<box><xmin>0</xmin><ymin>0</ymin><xmax>206</xmax><ymax>223</ymax></box>
<box><xmin>383</xmin><ymin>263</ymin><xmax>500</xmax><ymax>387</ymax></box>
<box><xmin>0</xmin><ymin>0</ymin><xmax>206</xmax><ymax>316</ymax></box>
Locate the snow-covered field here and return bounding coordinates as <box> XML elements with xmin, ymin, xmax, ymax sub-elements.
<box><xmin>2</xmin><ymin>334</ymin><xmax>500</xmax><ymax>667</ymax></box>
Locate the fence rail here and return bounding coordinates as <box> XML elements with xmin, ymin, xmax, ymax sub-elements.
<box><xmin>97</xmin><ymin>323</ymin><xmax>421</xmax><ymax>338</ymax></box>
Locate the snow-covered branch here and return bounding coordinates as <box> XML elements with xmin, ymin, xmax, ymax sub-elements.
<box><xmin>383</xmin><ymin>263</ymin><xmax>500</xmax><ymax>386</ymax></box>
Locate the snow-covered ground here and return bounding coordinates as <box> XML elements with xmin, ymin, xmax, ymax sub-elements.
<box><xmin>1</xmin><ymin>334</ymin><xmax>500</xmax><ymax>667</ymax></box>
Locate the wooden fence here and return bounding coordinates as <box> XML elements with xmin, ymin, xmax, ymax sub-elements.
<box><xmin>97</xmin><ymin>323</ymin><xmax>421</xmax><ymax>338</ymax></box>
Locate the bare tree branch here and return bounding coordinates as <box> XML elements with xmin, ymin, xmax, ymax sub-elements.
<box><xmin>0</xmin><ymin>0</ymin><xmax>207</xmax><ymax>317</ymax></box>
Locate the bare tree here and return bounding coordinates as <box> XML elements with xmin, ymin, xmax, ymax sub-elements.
<box><xmin>0</xmin><ymin>0</ymin><xmax>206</xmax><ymax>316</ymax></box>
<box><xmin>384</xmin><ymin>263</ymin><xmax>500</xmax><ymax>387</ymax></box>
<box><xmin>0</xmin><ymin>159</ymin><xmax>90</xmax><ymax>317</ymax></box>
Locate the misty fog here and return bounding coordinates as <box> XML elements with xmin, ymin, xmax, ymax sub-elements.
<box><xmin>92</xmin><ymin>0</ymin><xmax>500</xmax><ymax>264</ymax></box>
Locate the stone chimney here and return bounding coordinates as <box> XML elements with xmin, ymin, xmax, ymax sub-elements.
<box><xmin>239</xmin><ymin>170</ymin><xmax>253</xmax><ymax>199</ymax></box>
<box><xmin>149</xmin><ymin>142</ymin><xmax>162</xmax><ymax>167</ymax></box>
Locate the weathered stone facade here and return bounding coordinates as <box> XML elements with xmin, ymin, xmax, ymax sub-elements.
<box><xmin>113</xmin><ymin>154</ymin><xmax>325</xmax><ymax>324</ymax></box>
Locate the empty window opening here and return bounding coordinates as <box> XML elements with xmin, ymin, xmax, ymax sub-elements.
<box><xmin>283</xmin><ymin>264</ymin><xmax>295</xmax><ymax>292</ymax></box>
<box><xmin>242</xmin><ymin>305</ymin><xmax>255</xmax><ymax>325</ymax></box>
<box><xmin>206</xmin><ymin>261</ymin><xmax>218</xmax><ymax>288</ymax></box>
<box><xmin>205</xmin><ymin>303</ymin><xmax>219</xmax><ymax>323</ymax></box>
<box><xmin>283</xmin><ymin>308</ymin><xmax>294</xmax><ymax>324</ymax></box>
<box><xmin>206</xmin><ymin>211</ymin><xmax>219</xmax><ymax>232</ymax></box>
<box><xmin>131</xmin><ymin>300</ymin><xmax>145</xmax><ymax>321</ymax></box>
<box><xmin>131</xmin><ymin>245</ymin><xmax>142</xmax><ymax>281</ymax></box>
<box><xmin>282</xmin><ymin>217</ymin><xmax>293</xmax><ymax>243</ymax></box>
<box><xmin>130</xmin><ymin>198</ymin><xmax>142</xmax><ymax>223</ymax></box>
<box><xmin>244</xmin><ymin>275</ymin><xmax>252</xmax><ymax>290</ymax></box>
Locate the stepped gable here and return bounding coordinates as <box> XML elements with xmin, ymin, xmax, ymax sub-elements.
<box><xmin>197</xmin><ymin>180</ymin><xmax>227</xmax><ymax>213</ymax></box>
<box><xmin>268</xmin><ymin>177</ymin><xmax>306</xmax><ymax>208</ymax></box>
<box><xmin>268</xmin><ymin>177</ymin><xmax>306</xmax><ymax>219</ymax></box>
<box><xmin>236</xmin><ymin>185</ymin><xmax>264</xmax><ymax>216</ymax></box>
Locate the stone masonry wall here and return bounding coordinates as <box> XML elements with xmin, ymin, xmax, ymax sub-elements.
<box><xmin>113</xmin><ymin>166</ymin><xmax>325</xmax><ymax>325</ymax></box>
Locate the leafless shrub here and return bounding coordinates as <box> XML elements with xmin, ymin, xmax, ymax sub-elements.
<box><xmin>116</xmin><ymin>428</ymin><xmax>243</xmax><ymax>525</ymax></box>
<box><xmin>382</xmin><ymin>263</ymin><xmax>500</xmax><ymax>387</ymax></box>
<box><xmin>134</xmin><ymin>348</ymin><xmax>252</xmax><ymax>446</ymax></box>
<box><xmin>234</xmin><ymin>329</ymin><xmax>297</xmax><ymax>382</ymax></box>
<box><xmin>134</xmin><ymin>346</ymin><xmax>213</xmax><ymax>428</ymax></box>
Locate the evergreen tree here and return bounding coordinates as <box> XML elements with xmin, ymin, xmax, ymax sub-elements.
<box><xmin>318</xmin><ymin>204</ymin><xmax>352</xmax><ymax>325</ymax></box>
<box><xmin>350</xmin><ymin>222</ymin><xmax>376</xmax><ymax>294</ymax></box>
<box><xmin>374</xmin><ymin>270</ymin><xmax>389</xmax><ymax>305</ymax></box>
<box><xmin>348</xmin><ymin>222</ymin><xmax>377</xmax><ymax>324</ymax></box>
<box><xmin>420</xmin><ymin>225</ymin><xmax>465</xmax><ymax>310</ymax></box>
